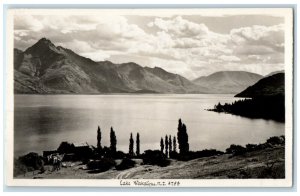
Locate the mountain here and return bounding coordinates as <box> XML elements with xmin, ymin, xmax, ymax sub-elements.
<box><xmin>14</xmin><ymin>38</ymin><xmax>208</xmax><ymax>94</ymax></box>
<box><xmin>235</xmin><ymin>73</ymin><xmax>284</xmax><ymax>98</ymax></box>
<box><xmin>193</xmin><ymin>71</ymin><xmax>263</xmax><ymax>94</ymax></box>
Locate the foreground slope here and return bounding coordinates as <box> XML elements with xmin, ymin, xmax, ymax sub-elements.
<box><xmin>16</xmin><ymin>146</ymin><xmax>284</xmax><ymax>179</ymax></box>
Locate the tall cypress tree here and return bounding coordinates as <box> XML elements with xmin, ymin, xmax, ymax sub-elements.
<box><xmin>177</xmin><ymin>119</ymin><xmax>183</xmax><ymax>154</ymax></box>
<box><xmin>97</xmin><ymin>126</ymin><xmax>102</xmax><ymax>150</ymax></box>
<box><xmin>182</xmin><ymin>123</ymin><xmax>189</xmax><ymax>153</ymax></box>
<box><xmin>110</xmin><ymin>127</ymin><xmax>117</xmax><ymax>154</ymax></box>
<box><xmin>160</xmin><ymin>137</ymin><xmax>164</xmax><ymax>154</ymax></box>
<box><xmin>177</xmin><ymin>119</ymin><xmax>189</xmax><ymax>155</ymax></box>
<box><xmin>129</xmin><ymin>133</ymin><xmax>134</xmax><ymax>157</ymax></box>
<box><xmin>169</xmin><ymin>135</ymin><xmax>172</xmax><ymax>155</ymax></box>
<box><xmin>136</xmin><ymin>133</ymin><xmax>140</xmax><ymax>157</ymax></box>
<box><xmin>165</xmin><ymin>135</ymin><xmax>169</xmax><ymax>158</ymax></box>
<box><xmin>173</xmin><ymin>136</ymin><xmax>177</xmax><ymax>152</ymax></box>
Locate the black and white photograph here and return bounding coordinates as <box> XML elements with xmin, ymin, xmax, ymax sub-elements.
<box><xmin>5</xmin><ymin>8</ymin><xmax>293</xmax><ymax>187</ymax></box>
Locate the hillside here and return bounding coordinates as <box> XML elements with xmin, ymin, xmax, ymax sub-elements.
<box><xmin>193</xmin><ymin>71</ymin><xmax>263</xmax><ymax>94</ymax></box>
<box><xmin>235</xmin><ymin>73</ymin><xmax>284</xmax><ymax>98</ymax></box>
<box><xmin>14</xmin><ymin>38</ymin><xmax>208</xmax><ymax>94</ymax></box>
<box><xmin>15</xmin><ymin>145</ymin><xmax>284</xmax><ymax>179</ymax></box>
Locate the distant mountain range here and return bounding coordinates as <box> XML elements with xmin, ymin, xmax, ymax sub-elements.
<box><xmin>235</xmin><ymin>73</ymin><xmax>284</xmax><ymax>98</ymax></box>
<box><xmin>193</xmin><ymin>71</ymin><xmax>263</xmax><ymax>94</ymax></box>
<box><xmin>14</xmin><ymin>38</ymin><xmax>275</xmax><ymax>94</ymax></box>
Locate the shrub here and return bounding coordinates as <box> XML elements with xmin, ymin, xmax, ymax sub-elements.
<box><xmin>246</xmin><ymin>144</ymin><xmax>258</xmax><ymax>152</ymax></box>
<box><xmin>115</xmin><ymin>158</ymin><xmax>135</xmax><ymax>170</ymax></box>
<box><xmin>114</xmin><ymin>151</ymin><xmax>126</xmax><ymax>159</ymax></box>
<box><xmin>266</xmin><ymin>136</ymin><xmax>285</xmax><ymax>145</ymax></box>
<box><xmin>169</xmin><ymin>151</ymin><xmax>179</xmax><ymax>159</ymax></box>
<box><xmin>226</xmin><ymin>144</ymin><xmax>246</xmax><ymax>156</ymax></box>
<box><xmin>14</xmin><ymin>152</ymin><xmax>45</xmax><ymax>177</ymax></box>
<box><xmin>142</xmin><ymin>150</ymin><xmax>170</xmax><ymax>167</ymax></box>
<box><xmin>18</xmin><ymin>152</ymin><xmax>44</xmax><ymax>170</ymax></box>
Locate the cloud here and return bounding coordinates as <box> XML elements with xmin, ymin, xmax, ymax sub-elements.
<box><xmin>149</xmin><ymin>16</ymin><xmax>209</xmax><ymax>37</ymax></box>
<box><xmin>219</xmin><ymin>55</ymin><xmax>241</xmax><ymax>62</ymax></box>
<box><xmin>230</xmin><ymin>24</ymin><xmax>284</xmax><ymax>52</ymax></box>
<box><xmin>13</xmin><ymin>14</ymin><xmax>285</xmax><ymax>78</ymax></box>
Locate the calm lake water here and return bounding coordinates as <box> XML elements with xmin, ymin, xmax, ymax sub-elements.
<box><xmin>14</xmin><ymin>94</ymin><xmax>285</xmax><ymax>157</ymax></box>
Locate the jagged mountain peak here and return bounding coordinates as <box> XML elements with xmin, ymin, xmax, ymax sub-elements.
<box><xmin>25</xmin><ymin>37</ymin><xmax>60</xmax><ymax>55</ymax></box>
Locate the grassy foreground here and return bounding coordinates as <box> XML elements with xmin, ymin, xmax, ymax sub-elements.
<box><xmin>16</xmin><ymin>145</ymin><xmax>284</xmax><ymax>179</ymax></box>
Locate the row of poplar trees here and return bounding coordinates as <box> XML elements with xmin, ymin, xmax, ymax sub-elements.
<box><xmin>97</xmin><ymin>126</ymin><xmax>117</xmax><ymax>153</ymax></box>
<box><xmin>129</xmin><ymin>132</ymin><xmax>140</xmax><ymax>157</ymax></box>
<box><xmin>97</xmin><ymin>126</ymin><xmax>141</xmax><ymax>157</ymax></box>
<box><xmin>160</xmin><ymin>119</ymin><xmax>189</xmax><ymax>157</ymax></box>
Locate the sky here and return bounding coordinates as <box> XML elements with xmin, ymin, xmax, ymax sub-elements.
<box><xmin>13</xmin><ymin>12</ymin><xmax>285</xmax><ymax>79</ymax></box>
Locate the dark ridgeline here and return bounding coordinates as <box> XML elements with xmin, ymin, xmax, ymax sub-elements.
<box><xmin>97</xmin><ymin>126</ymin><xmax>102</xmax><ymax>151</ymax></box>
<box><xmin>110</xmin><ymin>127</ymin><xmax>117</xmax><ymax>154</ymax></box>
<box><xmin>160</xmin><ymin>137</ymin><xmax>164</xmax><ymax>154</ymax></box>
<box><xmin>129</xmin><ymin>133</ymin><xmax>134</xmax><ymax>157</ymax></box>
<box><xmin>177</xmin><ymin>119</ymin><xmax>189</xmax><ymax>155</ymax></box>
<box><xmin>210</xmin><ymin>73</ymin><xmax>285</xmax><ymax>122</ymax></box>
<box><xmin>136</xmin><ymin>133</ymin><xmax>140</xmax><ymax>157</ymax></box>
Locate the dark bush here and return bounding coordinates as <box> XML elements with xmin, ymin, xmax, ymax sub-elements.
<box><xmin>14</xmin><ymin>152</ymin><xmax>45</xmax><ymax>177</ymax></box>
<box><xmin>115</xmin><ymin>158</ymin><xmax>135</xmax><ymax>170</ymax></box>
<box><xmin>267</xmin><ymin>136</ymin><xmax>285</xmax><ymax>145</ymax></box>
<box><xmin>169</xmin><ymin>151</ymin><xmax>179</xmax><ymax>159</ymax></box>
<box><xmin>226</xmin><ymin>144</ymin><xmax>246</xmax><ymax>156</ymax></box>
<box><xmin>18</xmin><ymin>152</ymin><xmax>44</xmax><ymax>170</ymax></box>
<box><xmin>142</xmin><ymin>150</ymin><xmax>170</xmax><ymax>167</ymax></box>
<box><xmin>246</xmin><ymin>144</ymin><xmax>258</xmax><ymax>152</ymax></box>
<box><xmin>87</xmin><ymin>158</ymin><xmax>115</xmax><ymax>172</ymax></box>
<box><xmin>114</xmin><ymin>151</ymin><xmax>126</xmax><ymax>159</ymax></box>
<box><xmin>14</xmin><ymin>158</ymin><xmax>29</xmax><ymax>177</ymax></box>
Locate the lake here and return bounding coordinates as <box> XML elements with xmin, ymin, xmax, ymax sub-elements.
<box><xmin>14</xmin><ymin>94</ymin><xmax>285</xmax><ymax>157</ymax></box>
